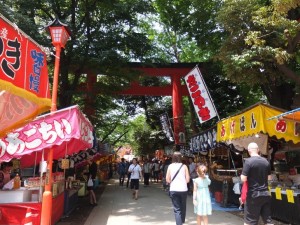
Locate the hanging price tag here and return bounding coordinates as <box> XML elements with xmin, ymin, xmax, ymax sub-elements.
<box><xmin>286</xmin><ymin>189</ymin><xmax>295</xmax><ymax>203</ymax></box>
<box><xmin>275</xmin><ymin>187</ymin><xmax>282</xmax><ymax>200</ymax></box>
<box><xmin>61</xmin><ymin>159</ymin><xmax>70</xmax><ymax>169</ymax></box>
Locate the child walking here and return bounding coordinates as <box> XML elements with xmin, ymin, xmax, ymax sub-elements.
<box><xmin>193</xmin><ymin>164</ymin><xmax>212</xmax><ymax>225</ymax></box>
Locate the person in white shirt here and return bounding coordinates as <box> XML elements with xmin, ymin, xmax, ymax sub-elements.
<box><xmin>128</xmin><ymin>158</ymin><xmax>143</xmax><ymax>200</ymax></box>
<box><xmin>166</xmin><ymin>152</ymin><xmax>190</xmax><ymax>225</ymax></box>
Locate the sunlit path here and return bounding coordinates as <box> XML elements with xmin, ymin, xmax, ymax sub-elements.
<box><xmin>84</xmin><ymin>177</ymin><xmax>243</xmax><ymax>225</ymax></box>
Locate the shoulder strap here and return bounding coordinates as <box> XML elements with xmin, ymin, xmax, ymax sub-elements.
<box><xmin>171</xmin><ymin>164</ymin><xmax>184</xmax><ymax>182</ymax></box>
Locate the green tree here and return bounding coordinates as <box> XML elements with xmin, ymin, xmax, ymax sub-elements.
<box><xmin>2</xmin><ymin>0</ymin><xmax>157</xmax><ymax>144</ymax></box>
<box><xmin>216</xmin><ymin>0</ymin><xmax>300</xmax><ymax>109</ymax></box>
<box><xmin>139</xmin><ymin>0</ymin><xmax>264</xmax><ymax>137</ymax></box>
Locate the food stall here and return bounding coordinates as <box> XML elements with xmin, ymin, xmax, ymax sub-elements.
<box><xmin>188</xmin><ymin>126</ymin><xmax>239</xmax><ymax>205</ymax></box>
<box><xmin>0</xmin><ymin>13</ymin><xmax>52</xmax><ymax>225</ymax></box>
<box><xmin>267</xmin><ymin>107</ymin><xmax>300</xmax><ymax>224</ymax></box>
<box><xmin>217</xmin><ymin>102</ymin><xmax>300</xmax><ymax>223</ymax></box>
<box><xmin>0</xmin><ymin>105</ymin><xmax>94</xmax><ymax>225</ymax></box>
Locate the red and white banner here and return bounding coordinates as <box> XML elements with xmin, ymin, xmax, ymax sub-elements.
<box><xmin>0</xmin><ymin>15</ymin><xmax>51</xmax><ymax>137</ymax></box>
<box><xmin>0</xmin><ymin>105</ymin><xmax>94</xmax><ymax>167</ymax></box>
<box><xmin>184</xmin><ymin>66</ymin><xmax>217</xmax><ymax>123</ymax></box>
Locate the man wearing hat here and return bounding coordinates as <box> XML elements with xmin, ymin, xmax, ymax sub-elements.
<box><xmin>241</xmin><ymin>142</ymin><xmax>273</xmax><ymax>225</ymax></box>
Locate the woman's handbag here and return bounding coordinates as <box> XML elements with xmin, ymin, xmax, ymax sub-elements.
<box><xmin>87</xmin><ymin>177</ymin><xmax>93</xmax><ymax>187</ymax></box>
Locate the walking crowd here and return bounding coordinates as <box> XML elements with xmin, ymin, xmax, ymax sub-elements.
<box><xmin>114</xmin><ymin>141</ymin><xmax>272</xmax><ymax>225</ymax></box>
<box><xmin>115</xmin><ymin>154</ymin><xmax>212</xmax><ymax>225</ymax></box>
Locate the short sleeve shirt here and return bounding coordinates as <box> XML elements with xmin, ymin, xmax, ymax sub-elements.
<box><xmin>242</xmin><ymin>156</ymin><xmax>271</xmax><ymax>193</ymax></box>
<box><xmin>129</xmin><ymin>164</ymin><xmax>142</xmax><ymax>179</ymax></box>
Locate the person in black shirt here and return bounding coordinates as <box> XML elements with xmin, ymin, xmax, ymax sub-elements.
<box><xmin>118</xmin><ymin>158</ymin><xmax>126</xmax><ymax>186</ymax></box>
<box><xmin>87</xmin><ymin>157</ymin><xmax>97</xmax><ymax>206</ymax></box>
<box><xmin>241</xmin><ymin>142</ymin><xmax>273</xmax><ymax>225</ymax></box>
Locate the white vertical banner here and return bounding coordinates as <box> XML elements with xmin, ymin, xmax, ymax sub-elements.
<box><xmin>184</xmin><ymin>66</ymin><xmax>218</xmax><ymax>123</ymax></box>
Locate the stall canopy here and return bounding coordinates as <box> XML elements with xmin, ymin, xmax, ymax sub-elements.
<box><xmin>217</xmin><ymin>103</ymin><xmax>300</xmax><ymax>154</ymax></box>
<box><xmin>0</xmin><ymin>15</ymin><xmax>52</xmax><ymax>138</ymax></box>
<box><xmin>268</xmin><ymin>108</ymin><xmax>300</xmax><ymax>122</ymax></box>
<box><xmin>0</xmin><ymin>105</ymin><xmax>94</xmax><ymax>167</ymax></box>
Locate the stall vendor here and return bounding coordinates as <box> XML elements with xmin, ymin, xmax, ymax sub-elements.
<box><xmin>0</xmin><ymin>162</ymin><xmax>13</xmax><ymax>189</ymax></box>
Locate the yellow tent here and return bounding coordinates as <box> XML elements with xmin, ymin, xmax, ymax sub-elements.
<box><xmin>216</xmin><ymin>103</ymin><xmax>300</xmax><ymax>154</ymax></box>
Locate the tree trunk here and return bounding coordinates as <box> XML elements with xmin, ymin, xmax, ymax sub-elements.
<box><xmin>261</xmin><ymin>82</ymin><xmax>295</xmax><ymax>110</ymax></box>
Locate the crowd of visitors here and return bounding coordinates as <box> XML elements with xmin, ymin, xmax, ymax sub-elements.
<box><xmin>115</xmin><ymin>152</ymin><xmax>214</xmax><ymax>225</ymax></box>
<box><xmin>87</xmin><ymin>141</ymin><xmax>271</xmax><ymax>225</ymax></box>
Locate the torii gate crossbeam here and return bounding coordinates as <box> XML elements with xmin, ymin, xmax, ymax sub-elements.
<box><xmin>121</xmin><ymin>63</ymin><xmax>199</xmax><ymax>144</ymax></box>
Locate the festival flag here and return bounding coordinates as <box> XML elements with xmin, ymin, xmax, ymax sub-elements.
<box><xmin>0</xmin><ymin>14</ymin><xmax>51</xmax><ymax>137</ymax></box>
<box><xmin>159</xmin><ymin>113</ymin><xmax>174</xmax><ymax>142</ymax></box>
<box><xmin>184</xmin><ymin>66</ymin><xmax>218</xmax><ymax>123</ymax></box>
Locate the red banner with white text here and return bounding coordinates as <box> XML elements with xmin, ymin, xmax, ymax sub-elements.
<box><xmin>0</xmin><ymin>15</ymin><xmax>51</xmax><ymax>137</ymax></box>
<box><xmin>184</xmin><ymin>66</ymin><xmax>217</xmax><ymax>123</ymax></box>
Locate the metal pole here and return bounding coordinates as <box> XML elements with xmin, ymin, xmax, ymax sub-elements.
<box><xmin>40</xmin><ymin>45</ymin><xmax>61</xmax><ymax>225</ymax></box>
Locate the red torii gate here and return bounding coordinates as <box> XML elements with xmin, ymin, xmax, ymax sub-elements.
<box><xmin>121</xmin><ymin>63</ymin><xmax>198</xmax><ymax>144</ymax></box>
<box><xmin>85</xmin><ymin>62</ymin><xmax>199</xmax><ymax>144</ymax></box>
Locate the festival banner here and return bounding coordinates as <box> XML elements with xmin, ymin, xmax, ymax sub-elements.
<box><xmin>159</xmin><ymin>113</ymin><xmax>174</xmax><ymax>143</ymax></box>
<box><xmin>0</xmin><ymin>105</ymin><xmax>94</xmax><ymax>167</ymax></box>
<box><xmin>189</xmin><ymin>126</ymin><xmax>217</xmax><ymax>154</ymax></box>
<box><xmin>0</xmin><ymin>15</ymin><xmax>51</xmax><ymax>137</ymax></box>
<box><xmin>184</xmin><ymin>66</ymin><xmax>217</xmax><ymax>123</ymax></box>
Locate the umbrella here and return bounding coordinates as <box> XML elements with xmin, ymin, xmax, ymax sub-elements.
<box><xmin>0</xmin><ymin>14</ymin><xmax>51</xmax><ymax>138</ymax></box>
<box><xmin>0</xmin><ymin>105</ymin><xmax>94</xmax><ymax>167</ymax></box>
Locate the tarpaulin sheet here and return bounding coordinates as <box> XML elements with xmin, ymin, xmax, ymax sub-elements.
<box><xmin>268</xmin><ymin>108</ymin><xmax>300</xmax><ymax>122</ymax></box>
<box><xmin>0</xmin><ymin>202</ymin><xmax>41</xmax><ymax>225</ymax></box>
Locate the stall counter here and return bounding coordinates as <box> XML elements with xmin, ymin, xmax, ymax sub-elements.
<box><xmin>0</xmin><ymin>188</ymin><xmax>34</xmax><ymax>203</ymax></box>
<box><xmin>270</xmin><ymin>188</ymin><xmax>300</xmax><ymax>225</ymax></box>
<box><xmin>0</xmin><ymin>180</ymin><xmax>65</xmax><ymax>225</ymax></box>
<box><xmin>0</xmin><ymin>191</ymin><xmax>64</xmax><ymax>225</ymax></box>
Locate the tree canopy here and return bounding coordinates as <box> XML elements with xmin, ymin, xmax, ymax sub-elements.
<box><xmin>216</xmin><ymin>0</ymin><xmax>300</xmax><ymax>109</ymax></box>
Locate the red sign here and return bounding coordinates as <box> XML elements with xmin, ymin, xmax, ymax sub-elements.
<box><xmin>0</xmin><ymin>15</ymin><xmax>51</xmax><ymax>137</ymax></box>
<box><xmin>0</xmin><ymin>105</ymin><xmax>94</xmax><ymax>167</ymax></box>
<box><xmin>184</xmin><ymin>66</ymin><xmax>217</xmax><ymax>123</ymax></box>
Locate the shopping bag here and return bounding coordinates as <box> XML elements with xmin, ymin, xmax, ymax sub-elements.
<box><xmin>87</xmin><ymin>177</ymin><xmax>93</xmax><ymax>187</ymax></box>
<box><xmin>233</xmin><ymin>182</ymin><xmax>241</xmax><ymax>195</ymax></box>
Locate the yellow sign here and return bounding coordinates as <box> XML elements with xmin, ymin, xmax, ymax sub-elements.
<box><xmin>217</xmin><ymin>103</ymin><xmax>300</xmax><ymax>143</ymax></box>
<box><xmin>286</xmin><ymin>189</ymin><xmax>295</xmax><ymax>203</ymax></box>
<box><xmin>275</xmin><ymin>187</ymin><xmax>282</xmax><ymax>200</ymax></box>
<box><xmin>61</xmin><ymin>159</ymin><xmax>70</xmax><ymax>169</ymax></box>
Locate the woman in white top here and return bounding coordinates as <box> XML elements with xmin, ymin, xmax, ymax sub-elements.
<box><xmin>166</xmin><ymin>152</ymin><xmax>190</xmax><ymax>225</ymax></box>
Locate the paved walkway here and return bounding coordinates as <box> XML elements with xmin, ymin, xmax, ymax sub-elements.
<box><xmin>84</xmin><ymin>178</ymin><xmax>244</xmax><ymax>225</ymax></box>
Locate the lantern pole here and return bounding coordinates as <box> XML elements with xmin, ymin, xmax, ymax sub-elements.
<box><xmin>41</xmin><ymin>18</ymin><xmax>71</xmax><ymax>225</ymax></box>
